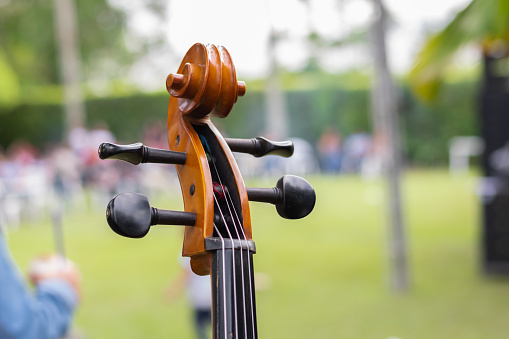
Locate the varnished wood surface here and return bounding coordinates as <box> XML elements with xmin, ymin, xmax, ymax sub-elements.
<box><xmin>166</xmin><ymin>43</ymin><xmax>250</xmax><ymax>275</ymax></box>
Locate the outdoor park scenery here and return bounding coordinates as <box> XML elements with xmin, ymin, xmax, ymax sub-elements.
<box><xmin>8</xmin><ymin>172</ymin><xmax>500</xmax><ymax>339</ymax></box>
<box><xmin>1</xmin><ymin>0</ymin><xmax>509</xmax><ymax>338</ymax></box>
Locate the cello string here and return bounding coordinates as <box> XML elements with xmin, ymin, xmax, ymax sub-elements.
<box><xmin>201</xmin><ymin>133</ymin><xmax>243</xmax><ymax>338</ymax></box>
<box><xmin>214</xmin><ymin>182</ymin><xmax>248</xmax><ymax>338</ymax></box>
<box><xmin>213</xmin><ymin>223</ymin><xmax>228</xmax><ymax>338</ymax></box>
<box><xmin>205</xmin><ymin>149</ymin><xmax>253</xmax><ymax>336</ymax></box>
<box><xmin>209</xmin><ymin>159</ymin><xmax>251</xmax><ymax>338</ymax></box>
<box><xmin>213</xmin><ymin>193</ymin><xmax>239</xmax><ymax>338</ymax></box>
<box><xmin>223</xmin><ymin>190</ymin><xmax>256</xmax><ymax>339</ymax></box>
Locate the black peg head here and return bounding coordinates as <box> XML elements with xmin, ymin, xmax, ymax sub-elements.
<box><xmin>99</xmin><ymin>142</ymin><xmax>144</xmax><ymax>165</ymax></box>
<box><xmin>275</xmin><ymin>175</ymin><xmax>316</xmax><ymax>219</ymax></box>
<box><xmin>106</xmin><ymin>193</ymin><xmax>153</xmax><ymax>238</ymax></box>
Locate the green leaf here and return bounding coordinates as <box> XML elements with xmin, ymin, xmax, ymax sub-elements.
<box><xmin>0</xmin><ymin>50</ymin><xmax>20</xmax><ymax>106</ymax></box>
<box><xmin>408</xmin><ymin>0</ymin><xmax>509</xmax><ymax>102</ymax></box>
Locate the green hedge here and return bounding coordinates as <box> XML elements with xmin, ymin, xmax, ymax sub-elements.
<box><xmin>401</xmin><ymin>81</ymin><xmax>479</xmax><ymax>164</ymax></box>
<box><xmin>0</xmin><ymin>81</ymin><xmax>479</xmax><ymax>165</ymax></box>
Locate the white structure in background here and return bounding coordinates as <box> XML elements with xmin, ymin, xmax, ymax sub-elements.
<box><xmin>0</xmin><ymin>162</ymin><xmax>50</xmax><ymax>228</ymax></box>
<box><xmin>284</xmin><ymin>138</ymin><xmax>319</xmax><ymax>176</ymax></box>
<box><xmin>448</xmin><ymin>136</ymin><xmax>484</xmax><ymax>174</ymax></box>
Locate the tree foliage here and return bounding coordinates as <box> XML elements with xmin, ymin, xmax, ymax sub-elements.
<box><xmin>409</xmin><ymin>0</ymin><xmax>509</xmax><ymax>102</ymax></box>
<box><xmin>0</xmin><ymin>0</ymin><xmax>131</xmax><ymax>88</ymax></box>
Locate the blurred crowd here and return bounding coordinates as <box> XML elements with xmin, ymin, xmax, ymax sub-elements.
<box><xmin>0</xmin><ymin>122</ymin><xmax>178</xmax><ymax>229</ymax></box>
<box><xmin>0</xmin><ymin>122</ymin><xmax>380</xmax><ymax>228</ymax></box>
<box><xmin>234</xmin><ymin>128</ymin><xmax>382</xmax><ymax>179</ymax></box>
<box><xmin>317</xmin><ymin>127</ymin><xmax>383</xmax><ymax>178</ymax></box>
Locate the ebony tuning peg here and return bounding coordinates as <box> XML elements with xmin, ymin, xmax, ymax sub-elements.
<box><xmin>225</xmin><ymin>137</ymin><xmax>294</xmax><ymax>158</ymax></box>
<box><xmin>246</xmin><ymin>175</ymin><xmax>316</xmax><ymax>219</ymax></box>
<box><xmin>106</xmin><ymin>193</ymin><xmax>196</xmax><ymax>238</ymax></box>
<box><xmin>99</xmin><ymin>142</ymin><xmax>187</xmax><ymax>165</ymax></box>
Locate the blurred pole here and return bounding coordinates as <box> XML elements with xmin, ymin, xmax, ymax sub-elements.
<box><xmin>370</xmin><ymin>0</ymin><xmax>408</xmax><ymax>292</ymax></box>
<box><xmin>265</xmin><ymin>26</ymin><xmax>289</xmax><ymax>140</ymax></box>
<box><xmin>51</xmin><ymin>204</ymin><xmax>66</xmax><ymax>258</ymax></box>
<box><xmin>53</xmin><ymin>0</ymin><xmax>85</xmax><ymax>137</ymax></box>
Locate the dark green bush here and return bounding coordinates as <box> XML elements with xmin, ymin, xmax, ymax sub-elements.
<box><xmin>0</xmin><ymin>80</ymin><xmax>479</xmax><ymax>165</ymax></box>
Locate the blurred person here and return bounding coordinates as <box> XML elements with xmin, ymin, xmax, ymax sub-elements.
<box><xmin>317</xmin><ymin>127</ymin><xmax>342</xmax><ymax>174</ymax></box>
<box><xmin>88</xmin><ymin>122</ymin><xmax>115</xmax><ymax>157</ymax></box>
<box><xmin>6</xmin><ymin>140</ymin><xmax>38</xmax><ymax>167</ymax></box>
<box><xmin>491</xmin><ymin>140</ymin><xmax>509</xmax><ymax>179</ymax></box>
<box><xmin>68</xmin><ymin>123</ymin><xmax>115</xmax><ymax>188</ymax></box>
<box><xmin>48</xmin><ymin>144</ymin><xmax>84</xmax><ymax>210</ymax></box>
<box><xmin>2</xmin><ymin>141</ymin><xmax>47</xmax><ymax>226</ymax></box>
<box><xmin>479</xmin><ymin>140</ymin><xmax>509</xmax><ymax>203</ymax></box>
<box><xmin>0</xmin><ymin>226</ymin><xmax>80</xmax><ymax>339</ymax></box>
<box><xmin>83</xmin><ymin>123</ymin><xmax>115</xmax><ymax>188</ymax></box>
<box><xmin>166</xmin><ymin>256</ymin><xmax>211</xmax><ymax>339</ymax></box>
<box><xmin>143</xmin><ymin>121</ymin><xmax>168</xmax><ymax>150</ymax></box>
<box><xmin>69</xmin><ymin>123</ymin><xmax>122</xmax><ymax>209</ymax></box>
<box><xmin>282</xmin><ymin>138</ymin><xmax>320</xmax><ymax>176</ymax></box>
<box><xmin>341</xmin><ymin>131</ymin><xmax>373</xmax><ymax>174</ymax></box>
<box><xmin>0</xmin><ymin>148</ymin><xmax>8</xmax><ymax>228</ymax></box>
<box><xmin>67</xmin><ymin>127</ymin><xmax>90</xmax><ymax>172</ymax></box>
<box><xmin>361</xmin><ymin>132</ymin><xmax>386</xmax><ymax>180</ymax></box>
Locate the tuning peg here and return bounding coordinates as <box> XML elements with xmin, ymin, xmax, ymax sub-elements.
<box><xmin>106</xmin><ymin>193</ymin><xmax>196</xmax><ymax>238</ymax></box>
<box><xmin>224</xmin><ymin>137</ymin><xmax>294</xmax><ymax>158</ymax></box>
<box><xmin>98</xmin><ymin>142</ymin><xmax>187</xmax><ymax>165</ymax></box>
<box><xmin>246</xmin><ymin>175</ymin><xmax>315</xmax><ymax>219</ymax></box>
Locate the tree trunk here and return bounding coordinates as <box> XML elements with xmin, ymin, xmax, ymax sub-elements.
<box><xmin>53</xmin><ymin>0</ymin><xmax>85</xmax><ymax>137</ymax></box>
<box><xmin>265</xmin><ymin>31</ymin><xmax>288</xmax><ymax>140</ymax></box>
<box><xmin>370</xmin><ymin>0</ymin><xmax>409</xmax><ymax>292</ymax></box>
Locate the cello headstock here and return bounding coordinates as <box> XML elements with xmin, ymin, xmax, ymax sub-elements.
<box><xmin>165</xmin><ymin>43</ymin><xmax>252</xmax><ymax>275</ymax></box>
<box><xmin>99</xmin><ymin>43</ymin><xmax>316</xmax><ymax>276</ymax></box>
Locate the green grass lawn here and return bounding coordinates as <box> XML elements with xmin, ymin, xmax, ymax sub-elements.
<box><xmin>6</xmin><ymin>170</ymin><xmax>509</xmax><ymax>339</ymax></box>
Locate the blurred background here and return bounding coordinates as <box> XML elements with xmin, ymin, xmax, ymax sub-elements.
<box><xmin>2</xmin><ymin>0</ymin><xmax>509</xmax><ymax>338</ymax></box>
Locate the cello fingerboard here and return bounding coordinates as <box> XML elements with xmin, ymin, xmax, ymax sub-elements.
<box><xmin>208</xmin><ymin>239</ymin><xmax>258</xmax><ymax>339</ymax></box>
